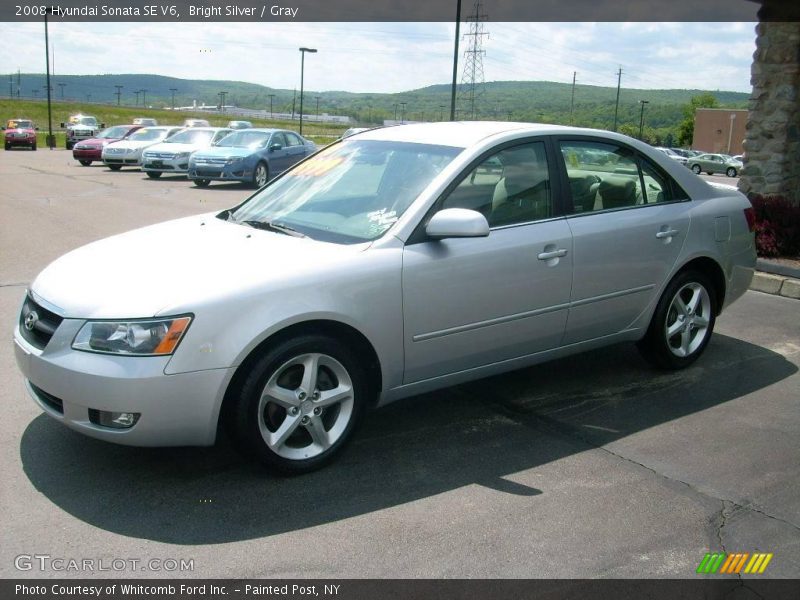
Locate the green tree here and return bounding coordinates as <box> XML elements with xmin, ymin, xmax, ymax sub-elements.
<box><xmin>678</xmin><ymin>93</ymin><xmax>719</xmax><ymax>146</ymax></box>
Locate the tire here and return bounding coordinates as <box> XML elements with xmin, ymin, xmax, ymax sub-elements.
<box><xmin>66</xmin><ymin>141</ymin><xmax>73</xmax><ymax>150</ymax></box>
<box><xmin>226</xmin><ymin>334</ymin><xmax>367</xmax><ymax>474</ymax></box>
<box><xmin>4</xmin><ymin>143</ymin><xmax>10</xmax><ymax>151</ymax></box>
<box><xmin>193</xmin><ymin>179</ymin><xmax>210</xmax><ymax>187</ymax></box>
<box><xmin>146</xmin><ymin>171</ymin><xmax>162</xmax><ymax>179</ymax></box>
<box><xmin>107</xmin><ymin>164</ymin><xmax>122</xmax><ymax>171</ymax></box>
<box><xmin>79</xmin><ymin>160</ymin><xmax>92</xmax><ymax>166</ymax></box>
<box><xmin>638</xmin><ymin>270</ymin><xmax>717</xmax><ymax>370</ymax></box>
<box><xmin>252</xmin><ymin>161</ymin><xmax>269</xmax><ymax>188</ymax></box>
<box><xmin>31</xmin><ymin>143</ymin><xmax>37</xmax><ymax>151</ymax></box>
<box><xmin>691</xmin><ymin>164</ymin><xmax>701</xmax><ymax>175</ymax></box>
<box><xmin>726</xmin><ymin>167</ymin><xmax>737</xmax><ymax>177</ymax></box>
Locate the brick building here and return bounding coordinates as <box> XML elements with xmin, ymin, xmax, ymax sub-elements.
<box><xmin>693</xmin><ymin>108</ymin><xmax>748</xmax><ymax>155</ymax></box>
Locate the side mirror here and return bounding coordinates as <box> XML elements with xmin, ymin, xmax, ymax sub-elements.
<box><xmin>59</xmin><ymin>122</ymin><xmax>65</xmax><ymax>128</ymax></box>
<box><xmin>270</xmin><ymin>143</ymin><xmax>282</xmax><ymax>152</ymax></box>
<box><xmin>101</xmin><ymin>123</ymin><xmax>106</xmax><ymax>128</ymax></box>
<box><xmin>426</xmin><ymin>208</ymin><xmax>490</xmax><ymax>239</ymax></box>
<box><xmin>34</xmin><ymin>127</ymin><xmax>39</xmax><ymax>131</ymax></box>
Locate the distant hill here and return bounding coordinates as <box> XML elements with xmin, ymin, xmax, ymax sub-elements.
<box><xmin>5</xmin><ymin>72</ymin><xmax>750</xmax><ymax>142</ymax></box>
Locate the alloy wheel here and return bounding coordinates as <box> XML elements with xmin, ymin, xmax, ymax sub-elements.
<box><xmin>664</xmin><ymin>282</ymin><xmax>712</xmax><ymax>358</ymax></box>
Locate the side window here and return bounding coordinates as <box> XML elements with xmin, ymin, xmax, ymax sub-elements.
<box><xmin>560</xmin><ymin>141</ymin><xmax>685</xmax><ymax>213</ymax></box>
<box><xmin>212</xmin><ymin>130</ymin><xmax>230</xmax><ymax>143</ymax></box>
<box><xmin>286</xmin><ymin>133</ymin><xmax>303</xmax><ymax>147</ymax></box>
<box><xmin>441</xmin><ymin>142</ymin><xmax>552</xmax><ymax>227</ymax></box>
<box><xmin>272</xmin><ymin>133</ymin><xmax>287</xmax><ymax>148</ymax></box>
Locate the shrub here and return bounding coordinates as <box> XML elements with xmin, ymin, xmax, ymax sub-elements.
<box><xmin>748</xmin><ymin>194</ymin><xmax>800</xmax><ymax>257</ymax></box>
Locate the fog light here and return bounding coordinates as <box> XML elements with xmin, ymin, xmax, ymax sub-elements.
<box><xmin>89</xmin><ymin>409</ymin><xmax>140</xmax><ymax>429</ymax></box>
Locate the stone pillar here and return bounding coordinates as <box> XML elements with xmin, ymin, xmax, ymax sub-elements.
<box><xmin>739</xmin><ymin>20</ymin><xmax>800</xmax><ymax>206</ymax></box>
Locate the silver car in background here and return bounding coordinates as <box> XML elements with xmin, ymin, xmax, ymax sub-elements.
<box><xmin>141</xmin><ymin>127</ymin><xmax>233</xmax><ymax>179</ymax></box>
<box><xmin>687</xmin><ymin>153</ymin><xmax>743</xmax><ymax>177</ymax></box>
<box><xmin>101</xmin><ymin>126</ymin><xmax>184</xmax><ymax>170</ymax></box>
<box><xmin>14</xmin><ymin>122</ymin><xmax>756</xmax><ymax>473</ymax></box>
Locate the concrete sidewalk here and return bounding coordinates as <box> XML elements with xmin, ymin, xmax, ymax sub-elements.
<box><xmin>751</xmin><ymin>259</ymin><xmax>800</xmax><ymax>300</ymax></box>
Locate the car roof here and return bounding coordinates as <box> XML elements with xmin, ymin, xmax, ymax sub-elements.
<box><xmin>355</xmin><ymin>121</ymin><xmax>584</xmax><ymax>148</ymax></box>
<box><xmin>174</xmin><ymin>126</ymin><xmax>229</xmax><ymax>132</ymax></box>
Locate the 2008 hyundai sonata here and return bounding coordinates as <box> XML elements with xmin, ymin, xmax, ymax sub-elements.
<box><xmin>14</xmin><ymin>122</ymin><xmax>756</xmax><ymax>473</ymax></box>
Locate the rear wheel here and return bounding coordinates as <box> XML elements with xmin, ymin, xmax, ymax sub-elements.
<box><xmin>79</xmin><ymin>160</ymin><xmax>91</xmax><ymax>166</ymax></box>
<box><xmin>4</xmin><ymin>143</ymin><xmax>10</xmax><ymax>151</ymax></box>
<box><xmin>193</xmin><ymin>179</ymin><xmax>210</xmax><ymax>187</ymax></box>
<box><xmin>107</xmin><ymin>164</ymin><xmax>122</xmax><ymax>171</ymax></box>
<box><xmin>66</xmin><ymin>141</ymin><xmax>73</xmax><ymax>150</ymax></box>
<box><xmin>691</xmin><ymin>164</ymin><xmax>701</xmax><ymax>174</ymax></box>
<box><xmin>252</xmin><ymin>162</ymin><xmax>269</xmax><ymax>188</ymax></box>
<box><xmin>146</xmin><ymin>171</ymin><xmax>162</xmax><ymax>179</ymax></box>
<box><xmin>31</xmin><ymin>143</ymin><xmax>37</xmax><ymax>151</ymax></box>
<box><xmin>638</xmin><ymin>270</ymin><xmax>716</xmax><ymax>370</ymax></box>
<box><xmin>227</xmin><ymin>334</ymin><xmax>367</xmax><ymax>474</ymax></box>
<box><xmin>726</xmin><ymin>167</ymin><xmax>737</xmax><ymax>177</ymax></box>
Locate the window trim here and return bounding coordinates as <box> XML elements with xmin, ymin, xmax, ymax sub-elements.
<box><xmin>552</xmin><ymin>135</ymin><xmax>691</xmax><ymax>219</ymax></box>
<box><xmin>407</xmin><ymin>136</ymin><xmax>566</xmax><ymax>245</ymax></box>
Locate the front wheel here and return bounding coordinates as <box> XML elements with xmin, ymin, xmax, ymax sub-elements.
<box><xmin>146</xmin><ymin>171</ymin><xmax>162</xmax><ymax>179</ymax></box>
<box><xmin>252</xmin><ymin>161</ymin><xmax>269</xmax><ymax>188</ymax></box>
<box><xmin>691</xmin><ymin>164</ymin><xmax>701</xmax><ymax>174</ymax></box>
<box><xmin>66</xmin><ymin>141</ymin><xmax>73</xmax><ymax>150</ymax></box>
<box><xmin>227</xmin><ymin>334</ymin><xmax>367</xmax><ymax>474</ymax></box>
<box><xmin>726</xmin><ymin>167</ymin><xmax>737</xmax><ymax>177</ymax></box>
<box><xmin>638</xmin><ymin>270</ymin><xmax>716</xmax><ymax>370</ymax></box>
<box><xmin>31</xmin><ymin>143</ymin><xmax>37</xmax><ymax>151</ymax></box>
<box><xmin>79</xmin><ymin>160</ymin><xmax>91</xmax><ymax>166</ymax></box>
<box><xmin>193</xmin><ymin>178</ymin><xmax>210</xmax><ymax>187</ymax></box>
<box><xmin>107</xmin><ymin>164</ymin><xmax>122</xmax><ymax>171</ymax></box>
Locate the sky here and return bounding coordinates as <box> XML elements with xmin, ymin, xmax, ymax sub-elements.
<box><xmin>0</xmin><ymin>22</ymin><xmax>757</xmax><ymax>94</ymax></box>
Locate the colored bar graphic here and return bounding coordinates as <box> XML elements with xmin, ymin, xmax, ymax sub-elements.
<box><xmin>701</xmin><ymin>552</ymin><xmax>773</xmax><ymax>575</ymax></box>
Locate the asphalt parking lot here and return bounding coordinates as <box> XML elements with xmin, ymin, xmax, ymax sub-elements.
<box><xmin>1</xmin><ymin>149</ymin><xmax>798</xmax><ymax>579</ymax></box>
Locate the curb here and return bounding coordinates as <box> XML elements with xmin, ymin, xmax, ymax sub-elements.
<box><xmin>751</xmin><ymin>271</ymin><xmax>800</xmax><ymax>300</ymax></box>
<box><xmin>756</xmin><ymin>258</ymin><xmax>800</xmax><ymax>279</ymax></box>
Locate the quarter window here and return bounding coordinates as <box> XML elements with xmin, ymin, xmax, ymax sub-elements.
<box><xmin>442</xmin><ymin>142</ymin><xmax>552</xmax><ymax>227</ymax></box>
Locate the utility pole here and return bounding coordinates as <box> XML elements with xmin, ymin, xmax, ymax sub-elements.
<box><xmin>114</xmin><ymin>85</ymin><xmax>123</xmax><ymax>106</ymax></box>
<box><xmin>314</xmin><ymin>95</ymin><xmax>320</xmax><ymax>119</ymax></box>
<box><xmin>394</xmin><ymin>103</ymin><xmax>398</xmax><ymax>121</ymax></box>
<box><xmin>613</xmin><ymin>66</ymin><xmax>623</xmax><ymax>132</ymax></box>
<box><xmin>298</xmin><ymin>47</ymin><xmax>317</xmax><ymax>135</ymax></box>
<box><xmin>400</xmin><ymin>102</ymin><xmax>407</xmax><ymax>123</ymax></box>
<box><xmin>439</xmin><ymin>104</ymin><xmax>445</xmax><ymax>121</ymax></box>
<box><xmin>218</xmin><ymin>91</ymin><xmax>227</xmax><ymax>112</ymax></box>
<box><xmin>450</xmin><ymin>0</ymin><xmax>462</xmax><ymax>121</ymax></box>
<box><xmin>140</xmin><ymin>89</ymin><xmax>147</xmax><ymax>107</ymax></box>
<box><xmin>58</xmin><ymin>82</ymin><xmax>65</xmax><ymax>99</ymax></box>
<box><xmin>8</xmin><ymin>74</ymin><xmax>12</xmax><ymax>98</ymax></box>
<box><xmin>570</xmin><ymin>71</ymin><xmax>577</xmax><ymax>125</ymax></box>
<box><xmin>638</xmin><ymin>100</ymin><xmax>649</xmax><ymax>139</ymax></box>
<box><xmin>134</xmin><ymin>90</ymin><xmax>140</xmax><ymax>106</ymax></box>
<box><xmin>169</xmin><ymin>87</ymin><xmax>177</xmax><ymax>110</ymax></box>
<box><xmin>268</xmin><ymin>93</ymin><xmax>275</xmax><ymax>118</ymax></box>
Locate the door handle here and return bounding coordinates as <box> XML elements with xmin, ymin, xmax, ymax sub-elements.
<box><xmin>537</xmin><ymin>249</ymin><xmax>568</xmax><ymax>260</ymax></box>
<box><xmin>656</xmin><ymin>229</ymin><xmax>679</xmax><ymax>239</ymax></box>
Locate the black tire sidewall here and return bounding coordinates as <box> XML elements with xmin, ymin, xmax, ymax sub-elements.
<box><xmin>641</xmin><ymin>270</ymin><xmax>717</xmax><ymax>370</ymax></box>
<box><xmin>230</xmin><ymin>334</ymin><xmax>367</xmax><ymax>474</ymax></box>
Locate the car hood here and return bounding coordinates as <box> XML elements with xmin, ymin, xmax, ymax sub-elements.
<box><xmin>193</xmin><ymin>146</ymin><xmax>256</xmax><ymax>160</ymax></box>
<box><xmin>5</xmin><ymin>128</ymin><xmax>35</xmax><ymax>134</ymax></box>
<box><xmin>31</xmin><ymin>213</ymin><xmax>369</xmax><ymax>319</ymax></box>
<box><xmin>145</xmin><ymin>142</ymin><xmax>210</xmax><ymax>154</ymax></box>
<box><xmin>77</xmin><ymin>137</ymin><xmax>119</xmax><ymax>147</ymax></box>
<box><xmin>106</xmin><ymin>139</ymin><xmax>162</xmax><ymax>150</ymax></box>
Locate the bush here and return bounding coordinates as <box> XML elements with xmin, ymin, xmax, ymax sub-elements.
<box><xmin>748</xmin><ymin>194</ymin><xmax>800</xmax><ymax>257</ymax></box>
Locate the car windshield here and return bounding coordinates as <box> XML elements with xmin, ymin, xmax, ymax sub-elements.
<box><xmin>97</xmin><ymin>126</ymin><xmax>131</xmax><ymax>139</ymax></box>
<box><xmin>165</xmin><ymin>130</ymin><xmax>215</xmax><ymax>144</ymax></box>
<box><xmin>127</xmin><ymin>128</ymin><xmax>168</xmax><ymax>142</ymax></box>
<box><xmin>77</xmin><ymin>117</ymin><xmax>97</xmax><ymax>126</ymax></box>
<box><xmin>216</xmin><ymin>131</ymin><xmax>270</xmax><ymax>149</ymax></box>
<box><xmin>224</xmin><ymin>140</ymin><xmax>462</xmax><ymax>244</ymax></box>
<box><xmin>8</xmin><ymin>120</ymin><xmax>32</xmax><ymax>129</ymax></box>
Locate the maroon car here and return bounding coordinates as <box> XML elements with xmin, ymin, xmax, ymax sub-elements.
<box><xmin>72</xmin><ymin>124</ymin><xmax>142</xmax><ymax>166</ymax></box>
<box><xmin>4</xmin><ymin>118</ymin><xmax>37</xmax><ymax>150</ymax></box>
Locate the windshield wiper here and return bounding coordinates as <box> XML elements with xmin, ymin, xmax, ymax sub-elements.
<box><xmin>239</xmin><ymin>220</ymin><xmax>307</xmax><ymax>238</ymax></box>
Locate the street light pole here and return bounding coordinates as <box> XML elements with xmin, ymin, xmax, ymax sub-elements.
<box><xmin>638</xmin><ymin>100</ymin><xmax>649</xmax><ymax>140</ymax></box>
<box><xmin>268</xmin><ymin>93</ymin><xmax>275</xmax><ymax>118</ymax></box>
<box><xmin>727</xmin><ymin>113</ymin><xmax>736</xmax><ymax>154</ymax></box>
<box><xmin>44</xmin><ymin>8</ymin><xmax>54</xmax><ymax>148</ymax></box>
<box><xmin>298</xmin><ymin>47</ymin><xmax>317</xmax><ymax>135</ymax></box>
<box><xmin>170</xmin><ymin>87</ymin><xmax>177</xmax><ymax>110</ymax></box>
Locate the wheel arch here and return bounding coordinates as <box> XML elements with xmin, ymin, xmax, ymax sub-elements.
<box><xmin>218</xmin><ymin>319</ymin><xmax>384</xmax><ymax>433</ymax></box>
<box><xmin>674</xmin><ymin>256</ymin><xmax>727</xmax><ymax>315</ymax></box>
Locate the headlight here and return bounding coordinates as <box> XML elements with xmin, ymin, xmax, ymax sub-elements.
<box><xmin>226</xmin><ymin>157</ymin><xmax>244</xmax><ymax>165</ymax></box>
<box><xmin>175</xmin><ymin>152</ymin><xmax>191</xmax><ymax>159</ymax></box>
<box><xmin>72</xmin><ymin>316</ymin><xmax>192</xmax><ymax>356</ymax></box>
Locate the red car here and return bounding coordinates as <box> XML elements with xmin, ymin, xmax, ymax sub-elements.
<box><xmin>4</xmin><ymin>118</ymin><xmax>37</xmax><ymax>150</ymax></box>
<box><xmin>72</xmin><ymin>124</ymin><xmax>142</xmax><ymax>166</ymax></box>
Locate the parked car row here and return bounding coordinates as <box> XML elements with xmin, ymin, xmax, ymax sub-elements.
<box><xmin>653</xmin><ymin>146</ymin><xmax>743</xmax><ymax>177</ymax></box>
<box><xmin>69</xmin><ymin>122</ymin><xmax>316</xmax><ymax>187</ymax></box>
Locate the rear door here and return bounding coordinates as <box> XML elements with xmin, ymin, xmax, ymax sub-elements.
<box><xmin>555</xmin><ymin>138</ymin><xmax>692</xmax><ymax>345</ymax></box>
<box><xmin>402</xmin><ymin>139</ymin><xmax>573</xmax><ymax>383</ymax></box>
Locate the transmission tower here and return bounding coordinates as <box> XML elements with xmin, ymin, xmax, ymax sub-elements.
<box><xmin>457</xmin><ymin>1</ymin><xmax>489</xmax><ymax>120</ymax></box>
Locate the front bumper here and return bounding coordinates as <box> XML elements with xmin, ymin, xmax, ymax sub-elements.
<box><xmin>102</xmin><ymin>154</ymin><xmax>142</xmax><ymax>166</ymax></box>
<box><xmin>73</xmin><ymin>147</ymin><xmax>102</xmax><ymax>160</ymax></box>
<box><xmin>6</xmin><ymin>136</ymin><xmax>35</xmax><ymax>147</ymax></box>
<box><xmin>14</xmin><ymin>319</ymin><xmax>234</xmax><ymax>447</ymax></box>
<box><xmin>142</xmin><ymin>155</ymin><xmax>191</xmax><ymax>174</ymax></box>
<box><xmin>188</xmin><ymin>161</ymin><xmax>252</xmax><ymax>182</ymax></box>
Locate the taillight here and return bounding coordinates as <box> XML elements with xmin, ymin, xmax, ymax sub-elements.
<box><xmin>743</xmin><ymin>207</ymin><xmax>756</xmax><ymax>232</ymax></box>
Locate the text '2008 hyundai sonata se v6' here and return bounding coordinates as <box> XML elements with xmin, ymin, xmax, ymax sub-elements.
<box><xmin>14</xmin><ymin>122</ymin><xmax>756</xmax><ymax>473</ymax></box>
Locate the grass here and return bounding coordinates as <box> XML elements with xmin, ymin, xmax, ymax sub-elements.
<box><xmin>2</xmin><ymin>98</ymin><xmax>346</xmax><ymax>148</ymax></box>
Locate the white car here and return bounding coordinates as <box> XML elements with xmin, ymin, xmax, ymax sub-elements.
<box><xmin>183</xmin><ymin>119</ymin><xmax>210</xmax><ymax>127</ymax></box>
<box><xmin>141</xmin><ymin>128</ymin><xmax>233</xmax><ymax>178</ymax></box>
<box><xmin>132</xmin><ymin>117</ymin><xmax>158</xmax><ymax>126</ymax></box>
<box><xmin>654</xmin><ymin>147</ymin><xmax>688</xmax><ymax>166</ymax></box>
<box><xmin>102</xmin><ymin>126</ymin><xmax>184</xmax><ymax>170</ymax></box>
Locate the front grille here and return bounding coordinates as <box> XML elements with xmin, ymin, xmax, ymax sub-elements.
<box><xmin>145</xmin><ymin>162</ymin><xmax>175</xmax><ymax>170</ymax></box>
<box><xmin>105</xmin><ymin>147</ymin><xmax>126</xmax><ymax>155</ymax></box>
<box><xmin>195</xmin><ymin>157</ymin><xmax>227</xmax><ymax>165</ymax></box>
<box><xmin>196</xmin><ymin>169</ymin><xmax>223</xmax><ymax>177</ymax></box>
<box><xmin>30</xmin><ymin>383</ymin><xmax>64</xmax><ymax>414</ymax></box>
<box><xmin>144</xmin><ymin>152</ymin><xmax>176</xmax><ymax>160</ymax></box>
<box><xmin>19</xmin><ymin>294</ymin><xmax>64</xmax><ymax>350</ymax></box>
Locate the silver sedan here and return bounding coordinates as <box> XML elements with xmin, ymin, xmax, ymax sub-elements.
<box><xmin>687</xmin><ymin>153</ymin><xmax>743</xmax><ymax>177</ymax></box>
<box><xmin>14</xmin><ymin>122</ymin><xmax>756</xmax><ymax>473</ymax></box>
